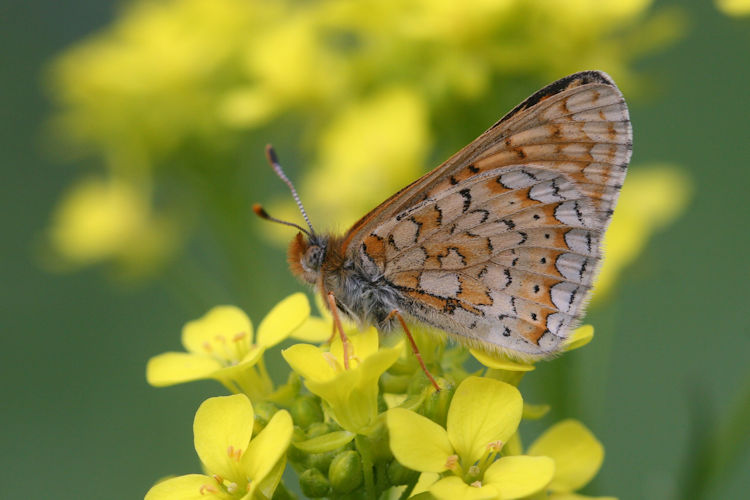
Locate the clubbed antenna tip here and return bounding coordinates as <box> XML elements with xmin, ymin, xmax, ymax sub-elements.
<box><xmin>265</xmin><ymin>144</ymin><xmax>279</xmax><ymax>166</ymax></box>
<box><xmin>253</xmin><ymin>202</ymin><xmax>312</xmax><ymax>236</ymax></box>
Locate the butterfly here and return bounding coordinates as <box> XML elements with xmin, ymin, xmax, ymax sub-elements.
<box><xmin>256</xmin><ymin>70</ymin><xmax>631</xmax><ymax>384</ymax></box>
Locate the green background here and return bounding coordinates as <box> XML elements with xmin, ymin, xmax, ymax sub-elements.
<box><xmin>1</xmin><ymin>1</ymin><xmax>748</xmax><ymax>498</ymax></box>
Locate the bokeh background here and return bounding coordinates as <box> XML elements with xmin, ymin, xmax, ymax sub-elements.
<box><xmin>2</xmin><ymin>0</ymin><xmax>749</xmax><ymax>498</ymax></box>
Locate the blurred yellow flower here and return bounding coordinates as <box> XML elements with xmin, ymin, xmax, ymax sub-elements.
<box><xmin>49</xmin><ymin>0</ymin><xmax>265</xmax><ymax>159</ymax></box>
<box><xmin>592</xmin><ymin>165</ymin><xmax>692</xmax><ymax>302</ymax></box>
<box><xmin>47</xmin><ymin>176</ymin><xmax>175</xmax><ymax>273</ymax></box>
<box><xmin>716</xmin><ymin>0</ymin><xmax>750</xmax><ymax>16</ymax></box>
<box><xmin>527</xmin><ymin>419</ymin><xmax>615</xmax><ymax>500</ymax></box>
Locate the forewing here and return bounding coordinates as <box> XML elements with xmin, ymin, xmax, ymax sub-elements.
<box><xmin>343</xmin><ymin>70</ymin><xmax>631</xmax><ymax>252</ymax></box>
<box><xmin>350</xmin><ymin>71</ymin><xmax>631</xmax><ymax>357</ymax></box>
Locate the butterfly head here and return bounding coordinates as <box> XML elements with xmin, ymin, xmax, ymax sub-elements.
<box><xmin>287</xmin><ymin>232</ymin><xmax>328</xmax><ymax>284</ymax></box>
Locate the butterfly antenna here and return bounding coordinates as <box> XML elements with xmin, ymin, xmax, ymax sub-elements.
<box><xmin>265</xmin><ymin>144</ymin><xmax>316</xmax><ymax>235</ymax></box>
<box><xmin>252</xmin><ymin>203</ymin><xmax>312</xmax><ymax>237</ymax></box>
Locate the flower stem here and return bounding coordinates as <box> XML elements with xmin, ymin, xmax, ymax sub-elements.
<box><xmin>355</xmin><ymin>435</ymin><xmax>376</xmax><ymax>500</ymax></box>
<box><xmin>398</xmin><ymin>478</ymin><xmax>418</xmax><ymax>500</ymax></box>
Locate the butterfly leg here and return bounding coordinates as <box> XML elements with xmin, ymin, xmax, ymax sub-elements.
<box><xmin>327</xmin><ymin>292</ymin><xmax>351</xmax><ymax>370</ymax></box>
<box><xmin>386</xmin><ymin>310</ymin><xmax>441</xmax><ymax>392</ymax></box>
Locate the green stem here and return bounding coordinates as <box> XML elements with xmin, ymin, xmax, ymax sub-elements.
<box><xmin>355</xmin><ymin>435</ymin><xmax>376</xmax><ymax>500</ymax></box>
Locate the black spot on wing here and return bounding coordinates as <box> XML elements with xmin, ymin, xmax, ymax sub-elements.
<box><xmin>459</xmin><ymin>188</ymin><xmax>472</xmax><ymax>212</ymax></box>
<box><xmin>573</xmin><ymin>201</ymin><xmax>584</xmax><ymax>224</ymax></box>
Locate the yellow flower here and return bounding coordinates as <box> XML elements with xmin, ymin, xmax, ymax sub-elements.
<box><xmin>50</xmin><ymin>0</ymin><xmax>266</xmax><ymax>158</ymax></box>
<box><xmin>282</xmin><ymin>327</ymin><xmax>403</xmax><ymax>434</ymax></box>
<box><xmin>387</xmin><ymin>376</ymin><xmax>554</xmax><ymax>499</ymax></box>
<box><xmin>145</xmin><ymin>394</ymin><xmax>293</xmax><ymax>500</ymax></box>
<box><xmin>147</xmin><ymin>294</ymin><xmax>309</xmax><ymax>400</ymax></box>
<box><xmin>716</xmin><ymin>0</ymin><xmax>750</xmax><ymax>16</ymax></box>
<box><xmin>592</xmin><ymin>165</ymin><xmax>691</xmax><ymax>303</ymax></box>
<box><xmin>46</xmin><ymin>177</ymin><xmax>176</xmax><ymax>274</ymax></box>
<box><xmin>527</xmin><ymin>419</ymin><xmax>614</xmax><ymax>500</ymax></box>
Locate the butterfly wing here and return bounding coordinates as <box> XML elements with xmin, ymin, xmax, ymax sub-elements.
<box><xmin>347</xmin><ymin>71</ymin><xmax>631</xmax><ymax>357</ymax></box>
<box><xmin>343</xmin><ymin>71</ymin><xmax>629</xmax><ymax>249</ymax></box>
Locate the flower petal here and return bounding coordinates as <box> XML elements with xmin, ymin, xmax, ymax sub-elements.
<box><xmin>146</xmin><ymin>352</ymin><xmax>223</xmax><ymax>386</ymax></box>
<box><xmin>282</xmin><ymin>343</ymin><xmax>337</xmax><ymax>382</ymax></box>
<box><xmin>182</xmin><ymin>306</ymin><xmax>253</xmax><ymax>356</ymax></box>
<box><xmin>330</xmin><ymin>326</ymin><xmax>380</xmax><ymax>364</ymax></box>
<box><xmin>291</xmin><ymin>316</ymin><xmax>332</xmax><ymax>342</ymax></box>
<box><xmin>387</xmin><ymin>408</ymin><xmax>453</xmax><ymax>472</ymax></box>
<box><xmin>412</xmin><ymin>472</ymin><xmax>440</xmax><ymax>496</ymax></box>
<box><xmin>257</xmin><ymin>293</ymin><xmax>310</xmax><ymax>348</ymax></box>
<box><xmin>429</xmin><ymin>476</ymin><xmax>499</xmax><ymax>500</ymax></box>
<box><xmin>208</xmin><ymin>345</ymin><xmax>265</xmax><ymax>380</ymax></box>
<box><xmin>447</xmin><ymin>377</ymin><xmax>523</xmax><ymax>466</ymax></box>
<box><xmin>470</xmin><ymin>349</ymin><xmax>535</xmax><ymax>371</ymax></box>
<box><xmin>563</xmin><ymin>325</ymin><xmax>594</xmax><ymax>352</ymax></box>
<box><xmin>145</xmin><ymin>474</ymin><xmax>231</xmax><ymax>500</ymax></box>
<box><xmin>484</xmin><ymin>455</ymin><xmax>555</xmax><ymax>499</ymax></box>
<box><xmin>527</xmin><ymin>419</ymin><xmax>604</xmax><ymax>493</ymax></box>
<box><xmin>252</xmin><ymin>455</ymin><xmax>288</xmax><ymax>500</ymax></box>
<box><xmin>241</xmin><ymin>410</ymin><xmax>293</xmax><ymax>483</ymax></box>
<box><xmin>193</xmin><ymin>394</ymin><xmax>254</xmax><ymax>480</ymax></box>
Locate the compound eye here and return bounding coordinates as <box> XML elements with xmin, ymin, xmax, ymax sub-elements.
<box><xmin>303</xmin><ymin>246</ymin><xmax>322</xmax><ymax>272</ymax></box>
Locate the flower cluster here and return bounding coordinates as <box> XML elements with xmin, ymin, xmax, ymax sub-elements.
<box><xmin>145</xmin><ymin>294</ymin><xmax>616</xmax><ymax>499</ymax></box>
<box><xmin>44</xmin><ymin>0</ymin><xmax>685</xmax><ymax>277</ymax></box>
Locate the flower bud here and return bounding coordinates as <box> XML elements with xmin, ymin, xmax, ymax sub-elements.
<box><xmin>299</xmin><ymin>468</ymin><xmax>330</xmax><ymax>498</ymax></box>
<box><xmin>307</xmin><ymin>450</ymin><xmax>336</xmax><ymax>474</ymax></box>
<box><xmin>328</xmin><ymin>450</ymin><xmax>363</xmax><ymax>493</ymax></box>
<box><xmin>421</xmin><ymin>380</ymin><xmax>454</xmax><ymax>427</ymax></box>
<box><xmin>291</xmin><ymin>394</ymin><xmax>324</xmax><ymax>428</ymax></box>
